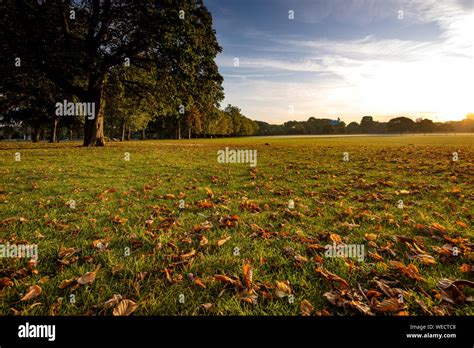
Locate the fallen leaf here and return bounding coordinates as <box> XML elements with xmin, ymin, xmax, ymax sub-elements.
<box><xmin>373</xmin><ymin>298</ymin><xmax>406</xmax><ymax>313</ymax></box>
<box><xmin>217</xmin><ymin>236</ymin><xmax>231</xmax><ymax>246</ymax></box>
<box><xmin>201</xmin><ymin>303</ymin><xmax>214</xmax><ymax>311</ymax></box>
<box><xmin>214</xmin><ymin>274</ymin><xmax>238</xmax><ymax>286</ymax></box>
<box><xmin>58</xmin><ymin>278</ymin><xmax>77</xmax><ymax>289</ymax></box>
<box><xmin>194</xmin><ymin>278</ymin><xmax>206</xmax><ymax>289</ymax></box>
<box><xmin>181</xmin><ymin>249</ymin><xmax>196</xmax><ymax>259</ymax></box>
<box><xmin>0</xmin><ymin>277</ymin><xmax>14</xmax><ymax>290</ymax></box>
<box><xmin>112</xmin><ymin>215</ymin><xmax>128</xmax><ymax>224</ymax></box>
<box><xmin>103</xmin><ymin>294</ymin><xmax>123</xmax><ymax>308</ymax></box>
<box><xmin>300</xmin><ymin>299</ymin><xmax>314</xmax><ymax>316</ymax></box>
<box><xmin>242</xmin><ymin>264</ymin><xmax>252</xmax><ymax>289</ymax></box>
<box><xmin>329</xmin><ymin>233</ymin><xmax>342</xmax><ymax>244</ymax></box>
<box><xmin>275</xmin><ymin>281</ymin><xmax>292</xmax><ymax>298</ymax></box>
<box><xmin>199</xmin><ymin>235</ymin><xmax>208</xmax><ymax>246</ymax></box>
<box><xmin>21</xmin><ymin>285</ymin><xmax>42</xmax><ymax>301</ymax></box>
<box><xmin>113</xmin><ymin>299</ymin><xmax>138</xmax><ymax>316</ymax></box>
<box><xmin>315</xmin><ymin>267</ymin><xmax>350</xmax><ymax>289</ymax></box>
<box><xmin>77</xmin><ymin>267</ymin><xmax>100</xmax><ymax>285</ymax></box>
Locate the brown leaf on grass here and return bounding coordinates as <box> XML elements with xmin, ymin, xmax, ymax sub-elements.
<box><xmin>238</xmin><ymin>289</ymin><xmax>258</xmax><ymax>305</ymax></box>
<box><xmin>103</xmin><ymin>294</ymin><xmax>123</xmax><ymax>308</ymax></box>
<box><xmin>198</xmin><ymin>200</ymin><xmax>213</xmax><ymax>209</ymax></box>
<box><xmin>329</xmin><ymin>233</ymin><xmax>343</xmax><ymax>244</ymax></box>
<box><xmin>373</xmin><ymin>298</ymin><xmax>406</xmax><ymax>313</ymax></box>
<box><xmin>192</xmin><ymin>221</ymin><xmax>213</xmax><ymax>233</ymax></box>
<box><xmin>113</xmin><ymin>299</ymin><xmax>138</xmax><ymax>316</ymax></box>
<box><xmin>412</xmin><ymin>253</ymin><xmax>436</xmax><ymax>266</ymax></box>
<box><xmin>300</xmin><ymin>299</ymin><xmax>314</xmax><ymax>316</ymax></box>
<box><xmin>217</xmin><ymin>236</ymin><xmax>231</xmax><ymax>246</ymax></box>
<box><xmin>275</xmin><ymin>281</ymin><xmax>292</xmax><ymax>298</ymax></box>
<box><xmin>219</xmin><ymin>215</ymin><xmax>240</xmax><ymax>228</ymax></box>
<box><xmin>163</xmin><ymin>268</ymin><xmax>173</xmax><ymax>284</ymax></box>
<box><xmin>455</xmin><ymin>221</ymin><xmax>467</xmax><ymax>228</ymax></box>
<box><xmin>242</xmin><ymin>264</ymin><xmax>253</xmax><ymax>289</ymax></box>
<box><xmin>112</xmin><ymin>215</ymin><xmax>128</xmax><ymax>224</ymax></box>
<box><xmin>181</xmin><ymin>249</ymin><xmax>196</xmax><ymax>259</ymax></box>
<box><xmin>77</xmin><ymin>266</ymin><xmax>100</xmax><ymax>285</ymax></box>
<box><xmin>199</xmin><ymin>235</ymin><xmax>208</xmax><ymax>246</ymax></box>
<box><xmin>315</xmin><ymin>267</ymin><xmax>350</xmax><ymax>289</ymax></box>
<box><xmin>58</xmin><ymin>278</ymin><xmax>77</xmax><ymax>289</ymax></box>
<box><xmin>0</xmin><ymin>277</ymin><xmax>14</xmax><ymax>290</ymax></box>
<box><xmin>214</xmin><ymin>274</ymin><xmax>239</xmax><ymax>286</ymax></box>
<box><xmin>201</xmin><ymin>303</ymin><xmax>214</xmax><ymax>311</ymax></box>
<box><xmin>163</xmin><ymin>193</ymin><xmax>176</xmax><ymax>199</ymax></box>
<box><xmin>324</xmin><ymin>290</ymin><xmax>373</xmax><ymax>315</ymax></box>
<box><xmin>194</xmin><ymin>278</ymin><xmax>206</xmax><ymax>289</ymax></box>
<box><xmin>92</xmin><ymin>237</ymin><xmax>112</xmax><ymax>250</ymax></box>
<box><xmin>459</xmin><ymin>264</ymin><xmax>472</xmax><ymax>273</ymax></box>
<box><xmin>205</xmin><ymin>187</ymin><xmax>214</xmax><ymax>198</ymax></box>
<box><xmin>366</xmin><ymin>290</ymin><xmax>383</xmax><ymax>298</ymax></box>
<box><xmin>58</xmin><ymin>246</ymin><xmax>80</xmax><ymax>259</ymax></box>
<box><xmin>21</xmin><ymin>285</ymin><xmax>42</xmax><ymax>301</ymax></box>
<box><xmin>389</xmin><ymin>261</ymin><xmax>424</xmax><ymax>281</ymax></box>
<box><xmin>294</xmin><ymin>254</ymin><xmax>308</xmax><ymax>263</ymax></box>
<box><xmin>240</xmin><ymin>199</ymin><xmax>261</xmax><ymax>213</ymax></box>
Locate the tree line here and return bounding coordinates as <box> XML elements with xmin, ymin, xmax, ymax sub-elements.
<box><xmin>1</xmin><ymin>1</ymin><xmax>472</xmax><ymax>143</ymax></box>
<box><xmin>256</xmin><ymin>115</ymin><xmax>474</xmax><ymax>136</ymax></box>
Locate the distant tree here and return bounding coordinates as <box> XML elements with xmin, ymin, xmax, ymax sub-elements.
<box><xmin>416</xmin><ymin>119</ymin><xmax>436</xmax><ymax>134</ymax></box>
<box><xmin>387</xmin><ymin>117</ymin><xmax>415</xmax><ymax>134</ymax></box>
<box><xmin>346</xmin><ymin>122</ymin><xmax>360</xmax><ymax>134</ymax></box>
<box><xmin>322</xmin><ymin>124</ymin><xmax>335</xmax><ymax>134</ymax></box>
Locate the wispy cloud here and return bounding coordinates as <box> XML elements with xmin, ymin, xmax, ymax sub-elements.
<box><xmin>211</xmin><ymin>0</ymin><xmax>474</xmax><ymax>123</ymax></box>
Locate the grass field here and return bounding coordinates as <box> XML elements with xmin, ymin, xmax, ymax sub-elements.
<box><xmin>0</xmin><ymin>135</ymin><xmax>473</xmax><ymax>316</ymax></box>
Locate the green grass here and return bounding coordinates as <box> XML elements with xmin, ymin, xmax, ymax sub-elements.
<box><xmin>0</xmin><ymin>135</ymin><xmax>473</xmax><ymax>316</ymax></box>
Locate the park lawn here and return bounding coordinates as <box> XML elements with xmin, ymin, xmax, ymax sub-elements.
<box><xmin>0</xmin><ymin>135</ymin><xmax>473</xmax><ymax>316</ymax></box>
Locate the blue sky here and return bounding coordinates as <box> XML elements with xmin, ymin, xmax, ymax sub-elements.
<box><xmin>206</xmin><ymin>0</ymin><xmax>474</xmax><ymax>124</ymax></box>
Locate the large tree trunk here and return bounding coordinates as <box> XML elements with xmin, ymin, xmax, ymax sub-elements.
<box><xmin>49</xmin><ymin>118</ymin><xmax>59</xmax><ymax>143</ymax></box>
<box><xmin>32</xmin><ymin>127</ymin><xmax>41</xmax><ymax>143</ymax></box>
<box><xmin>83</xmin><ymin>73</ymin><xmax>106</xmax><ymax>147</ymax></box>
<box><xmin>188</xmin><ymin>128</ymin><xmax>191</xmax><ymax>139</ymax></box>
<box><xmin>127</xmin><ymin>127</ymin><xmax>131</xmax><ymax>141</ymax></box>
<box><xmin>141</xmin><ymin>129</ymin><xmax>146</xmax><ymax>140</ymax></box>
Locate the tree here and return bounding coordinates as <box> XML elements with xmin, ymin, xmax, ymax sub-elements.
<box><xmin>387</xmin><ymin>117</ymin><xmax>415</xmax><ymax>134</ymax></box>
<box><xmin>346</xmin><ymin>122</ymin><xmax>360</xmax><ymax>134</ymax></box>
<box><xmin>1</xmin><ymin>0</ymin><xmax>223</xmax><ymax>146</ymax></box>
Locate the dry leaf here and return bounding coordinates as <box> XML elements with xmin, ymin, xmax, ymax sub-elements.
<box><xmin>194</xmin><ymin>278</ymin><xmax>206</xmax><ymax>289</ymax></box>
<box><xmin>181</xmin><ymin>249</ymin><xmax>196</xmax><ymax>259</ymax></box>
<box><xmin>217</xmin><ymin>236</ymin><xmax>231</xmax><ymax>246</ymax></box>
<box><xmin>201</xmin><ymin>303</ymin><xmax>214</xmax><ymax>311</ymax></box>
<box><xmin>275</xmin><ymin>281</ymin><xmax>292</xmax><ymax>298</ymax></box>
<box><xmin>104</xmin><ymin>294</ymin><xmax>123</xmax><ymax>308</ymax></box>
<box><xmin>113</xmin><ymin>299</ymin><xmax>138</xmax><ymax>316</ymax></box>
<box><xmin>242</xmin><ymin>264</ymin><xmax>252</xmax><ymax>289</ymax></box>
<box><xmin>374</xmin><ymin>298</ymin><xmax>406</xmax><ymax>313</ymax></box>
<box><xmin>21</xmin><ymin>285</ymin><xmax>42</xmax><ymax>301</ymax></box>
<box><xmin>199</xmin><ymin>235</ymin><xmax>208</xmax><ymax>246</ymax></box>
<box><xmin>112</xmin><ymin>215</ymin><xmax>128</xmax><ymax>224</ymax></box>
<box><xmin>58</xmin><ymin>278</ymin><xmax>77</xmax><ymax>289</ymax></box>
<box><xmin>0</xmin><ymin>277</ymin><xmax>14</xmax><ymax>290</ymax></box>
<box><xmin>214</xmin><ymin>274</ymin><xmax>238</xmax><ymax>286</ymax></box>
<box><xmin>300</xmin><ymin>299</ymin><xmax>314</xmax><ymax>316</ymax></box>
<box><xmin>329</xmin><ymin>233</ymin><xmax>342</xmax><ymax>244</ymax></box>
<box><xmin>77</xmin><ymin>267</ymin><xmax>100</xmax><ymax>285</ymax></box>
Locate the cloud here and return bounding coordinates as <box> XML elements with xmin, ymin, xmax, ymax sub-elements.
<box><xmin>216</xmin><ymin>0</ymin><xmax>474</xmax><ymax>123</ymax></box>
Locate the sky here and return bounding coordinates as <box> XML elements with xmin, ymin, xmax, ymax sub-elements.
<box><xmin>206</xmin><ymin>0</ymin><xmax>474</xmax><ymax>124</ymax></box>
